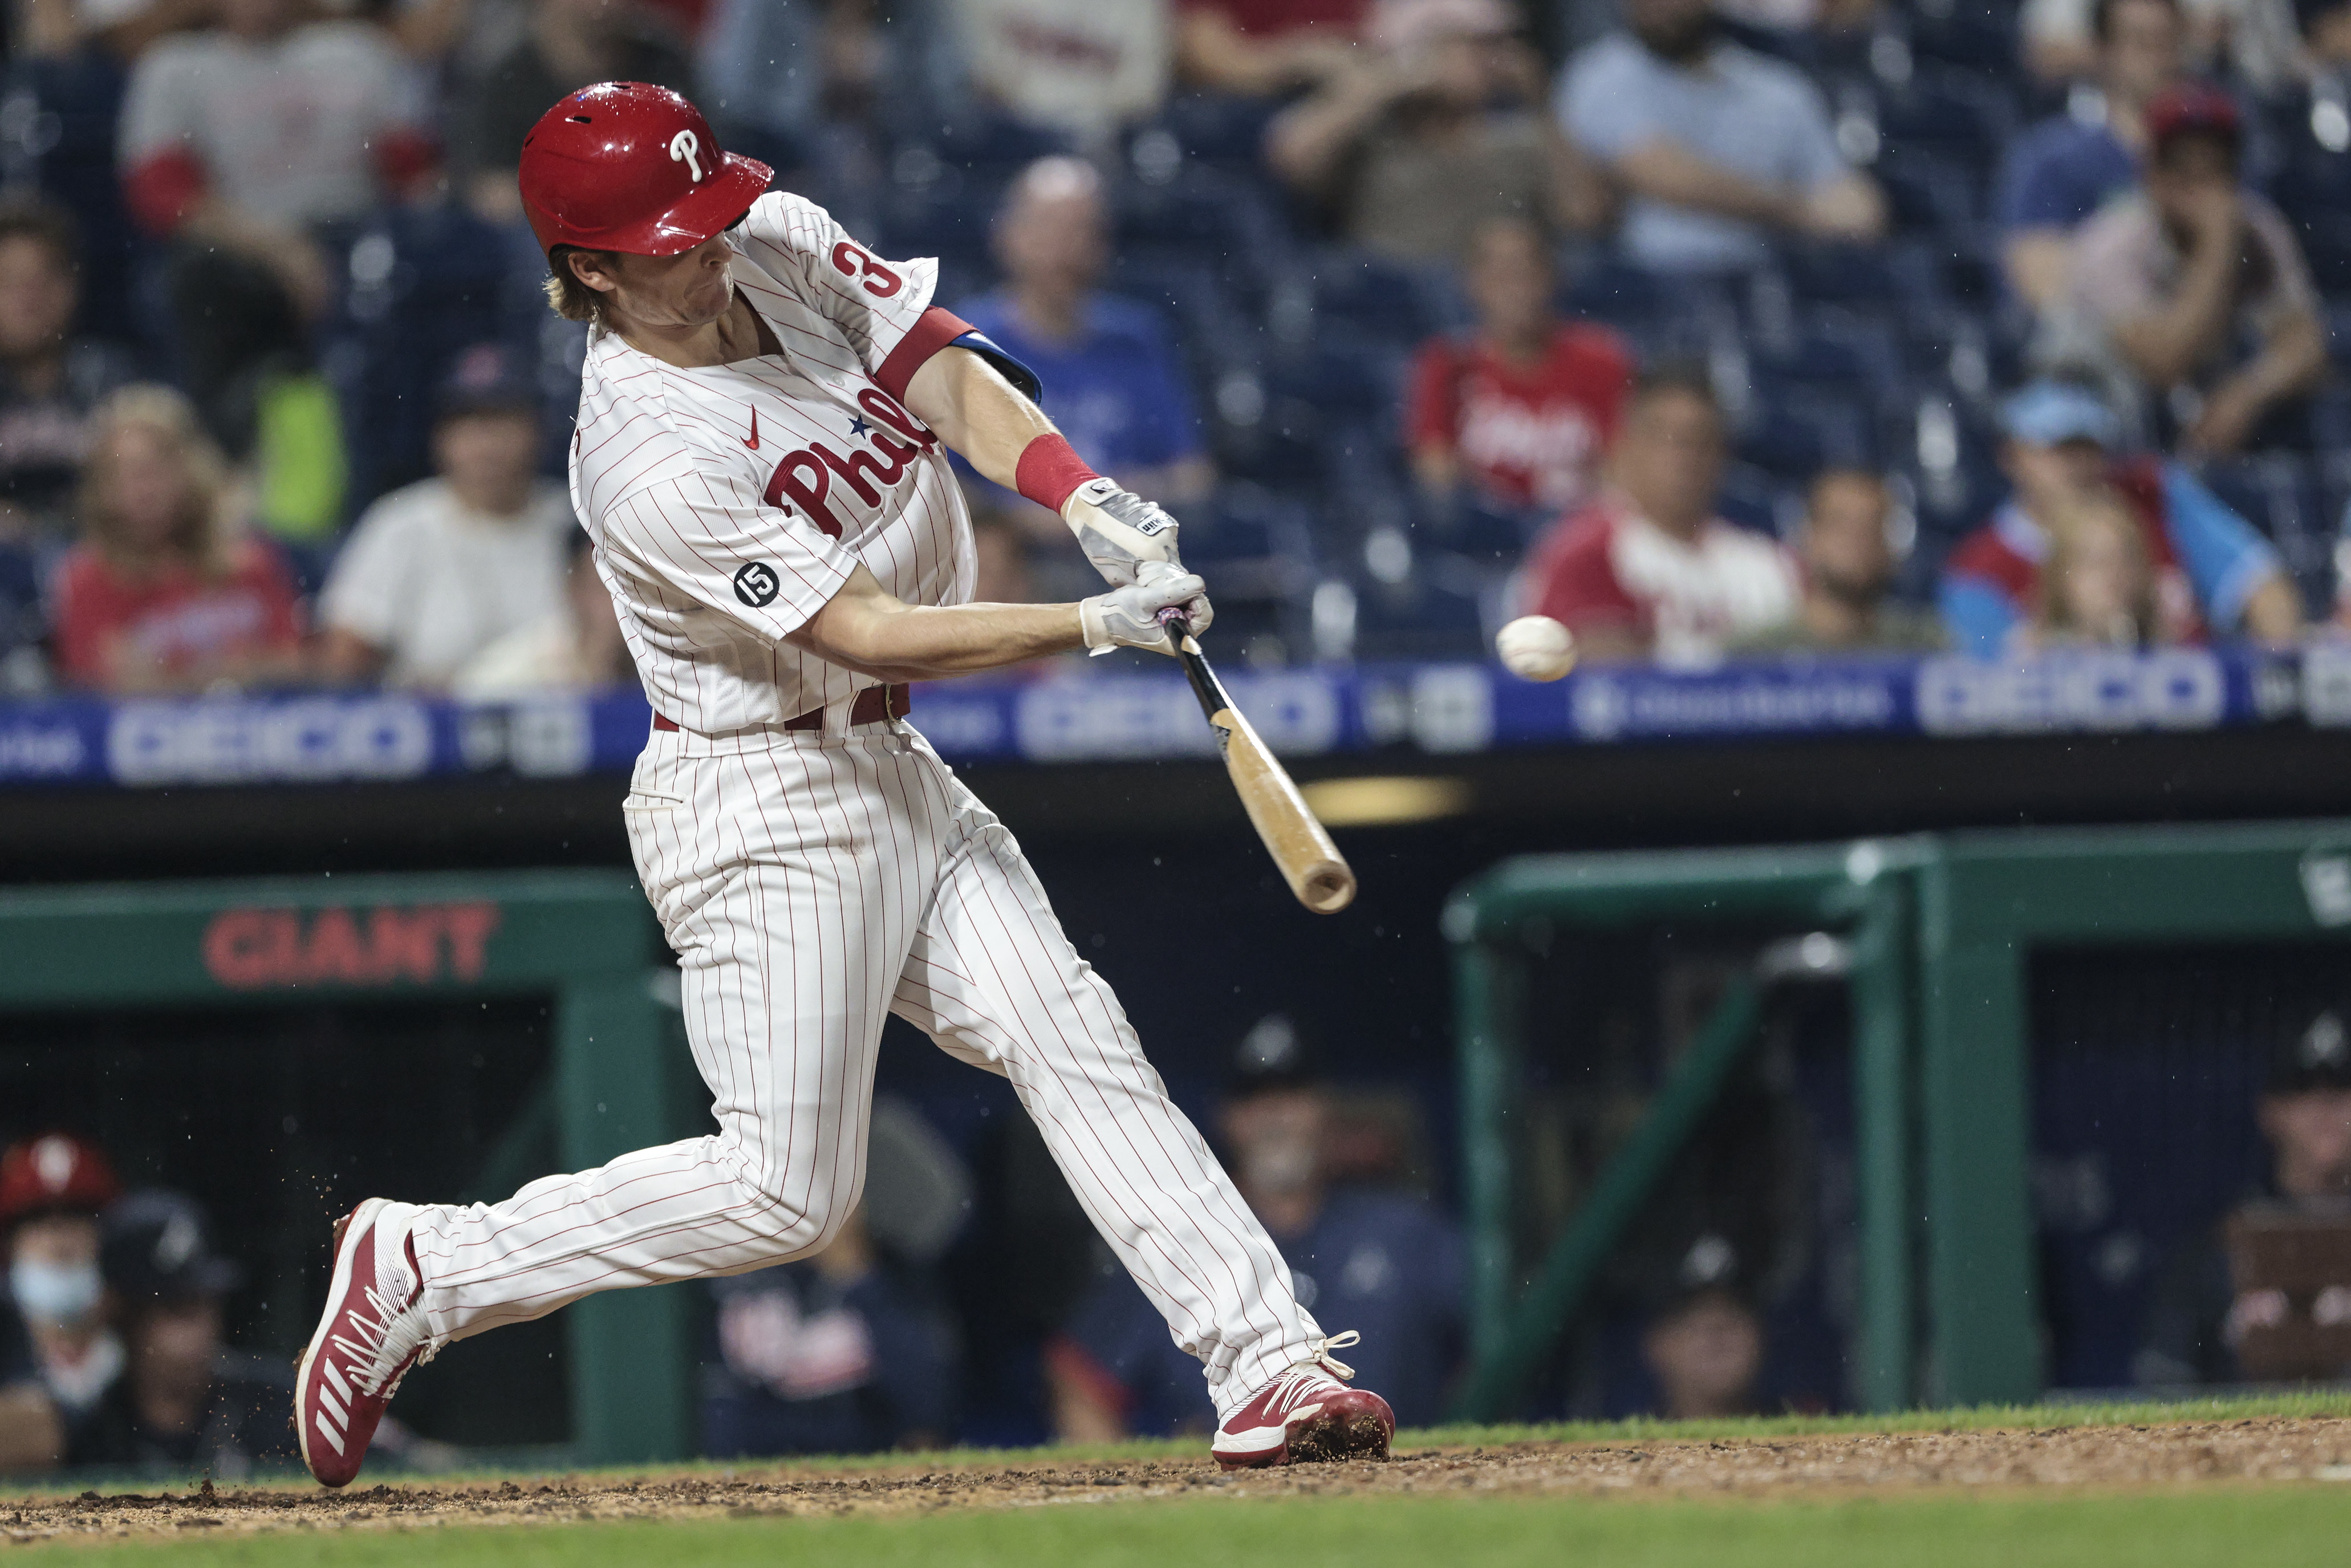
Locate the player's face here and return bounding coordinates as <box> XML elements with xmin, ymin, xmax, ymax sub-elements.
<box><xmin>0</xmin><ymin>237</ymin><xmax>76</xmax><ymax>360</ymax></box>
<box><xmin>598</xmin><ymin>234</ymin><xmax>736</xmax><ymax>334</ymax></box>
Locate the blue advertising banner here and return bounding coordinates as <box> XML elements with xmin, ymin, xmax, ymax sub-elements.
<box><xmin>0</xmin><ymin>645</ymin><xmax>2334</xmax><ymax>790</ymax></box>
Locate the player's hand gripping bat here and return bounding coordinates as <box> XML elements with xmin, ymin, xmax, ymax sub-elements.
<box><xmin>1162</xmin><ymin>614</ymin><xmax>1356</xmax><ymax>914</ymax></box>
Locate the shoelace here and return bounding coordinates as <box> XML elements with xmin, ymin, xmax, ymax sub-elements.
<box><xmin>328</xmin><ymin>1264</ymin><xmax>437</xmax><ymax>1400</ymax></box>
<box><xmin>1256</xmin><ymin>1330</ymin><xmax>1365</xmax><ymax>1416</ymax></box>
<box><xmin>1301</xmin><ymin>1330</ymin><xmax>1361</xmax><ymax>1382</ymax></box>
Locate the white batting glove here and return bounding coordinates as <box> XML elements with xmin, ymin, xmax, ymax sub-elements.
<box><xmin>1062</xmin><ymin>478</ymin><xmax>1183</xmax><ymax>588</ymax></box>
<box><xmin>1079</xmin><ymin>561</ymin><xmax>1214</xmax><ymax>656</ymax></box>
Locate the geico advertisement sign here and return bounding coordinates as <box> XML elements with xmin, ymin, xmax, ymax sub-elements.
<box><xmin>106</xmin><ymin>698</ymin><xmax>434</xmax><ymax>785</ymax></box>
<box><xmin>1915</xmin><ymin>651</ymin><xmax>2226</xmax><ymax>735</ymax></box>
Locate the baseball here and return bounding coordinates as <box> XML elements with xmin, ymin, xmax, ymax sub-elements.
<box><xmin>1496</xmin><ymin>615</ymin><xmax>1576</xmax><ymax>681</ymax></box>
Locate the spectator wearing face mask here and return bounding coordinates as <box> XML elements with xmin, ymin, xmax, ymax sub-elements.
<box><xmin>2</xmin><ymin>1135</ymin><xmax>127</xmax><ymax>1460</ymax></box>
<box><xmin>1043</xmin><ymin>1017</ymin><xmax>1464</xmax><ymax>1439</ymax></box>
<box><xmin>71</xmin><ymin>1191</ymin><xmax>295</xmax><ymax>1475</ymax></box>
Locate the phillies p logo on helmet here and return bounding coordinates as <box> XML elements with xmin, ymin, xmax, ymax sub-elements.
<box><xmin>518</xmin><ymin>83</ymin><xmax>773</xmax><ymax>258</ymax></box>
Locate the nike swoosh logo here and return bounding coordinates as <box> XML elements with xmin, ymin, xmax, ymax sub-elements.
<box><xmin>744</xmin><ymin>407</ymin><xmax>760</xmax><ymax>451</ymax></box>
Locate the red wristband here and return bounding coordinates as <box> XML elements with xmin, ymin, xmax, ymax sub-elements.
<box><xmin>1014</xmin><ymin>433</ymin><xmax>1100</xmax><ymax>513</ymax></box>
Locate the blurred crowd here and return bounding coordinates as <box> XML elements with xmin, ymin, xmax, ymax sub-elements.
<box><xmin>1</xmin><ymin>0</ymin><xmax>2350</xmax><ymax>692</ymax></box>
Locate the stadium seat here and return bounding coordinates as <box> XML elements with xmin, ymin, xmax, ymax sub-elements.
<box><xmin>1873</xmin><ymin>145</ymin><xmax>1984</xmax><ymax>235</ymax></box>
<box><xmin>1717</xmin><ymin>461</ymin><xmax>1800</xmax><ymax>538</ymax></box>
<box><xmin>1865</xmin><ymin>66</ymin><xmax>2018</xmax><ymax>174</ymax></box>
<box><xmin>1153</xmin><ymin>94</ymin><xmax>1284</xmax><ymax>172</ymax></box>
<box><xmin>1295</xmin><ymin>250</ymin><xmax>1460</xmax><ymax>350</ymax></box>
<box><xmin>1346</xmin><ymin>549</ymin><xmax>1494</xmax><ymax>661</ymax></box>
<box><xmin>3</xmin><ymin>53</ymin><xmax>141</xmax><ymax>356</ymax></box>
<box><xmin>1901</xmin><ymin>1</ymin><xmax>2024</xmax><ymax>76</ymax></box>
<box><xmin>1733</xmin><ymin>393</ymin><xmax>1877</xmax><ymax>481</ymax></box>
<box><xmin>874</xmin><ymin>175</ymin><xmax>1002</xmax><ymax>284</ymax></box>
<box><xmin>1171</xmin><ymin>484</ymin><xmax>1319</xmax><ymax>652</ymax></box>
<box><xmin>325</xmin><ymin>203</ymin><xmax>517</xmax><ymax>514</ymax></box>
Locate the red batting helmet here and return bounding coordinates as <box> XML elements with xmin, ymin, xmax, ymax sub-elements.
<box><xmin>0</xmin><ymin>1133</ymin><xmax>121</xmax><ymax>1227</ymax></box>
<box><xmin>518</xmin><ymin>82</ymin><xmax>773</xmax><ymax>258</ymax></box>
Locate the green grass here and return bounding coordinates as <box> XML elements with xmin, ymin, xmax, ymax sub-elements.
<box><xmin>35</xmin><ymin>1489</ymin><xmax>2351</xmax><ymax>1567</ymax></box>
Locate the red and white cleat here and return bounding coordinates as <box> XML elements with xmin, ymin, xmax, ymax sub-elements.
<box><xmin>1212</xmin><ymin>1332</ymin><xmax>1395</xmax><ymax>1470</ymax></box>
<box><xmin>295</xmin><ymin>1199</ymin><xmax>435</xmax><ymax>1487</ymax></box>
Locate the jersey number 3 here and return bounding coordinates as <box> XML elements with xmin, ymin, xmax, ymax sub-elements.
<box><xmin>830</xmin><ymin>242</ymin><xmax>902</xmax><ymax>299</ymax></box>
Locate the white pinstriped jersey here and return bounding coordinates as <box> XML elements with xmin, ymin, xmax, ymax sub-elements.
<box><xmin>570</xmin><ymin>191</ymin><xmax>976</xmax><ymax>733</ymax></box>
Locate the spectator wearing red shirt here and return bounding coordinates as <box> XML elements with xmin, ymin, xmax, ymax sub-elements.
<box><xmin>1520</xmin><ymin>364</ymin><xmax>1799</xmax><ymax>664</ymax></box>
<box><xmin>1176</xmin><ymin>0</ymin><xmax>1368</xmax><ymax>94</ymax></box>
<box><xmin>49</xmin><ymin>385</ymin><xmax>304</xmax><ymax>693</ymax></box>
<box><xmin>1407</xmin><ymin>216</ymin><xmax>1630</xmax><ymax>519</ymax></box>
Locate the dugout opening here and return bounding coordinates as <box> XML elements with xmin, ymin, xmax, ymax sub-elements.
<box><xmin>1</xmin><ymin>998</ymin><xmax>571</xmax><ymax>1448</ymax></box>
<box><xmin>0</xmin><ymin>871</ymin><xmax>696</xmax><ymax>1467</ymax></box>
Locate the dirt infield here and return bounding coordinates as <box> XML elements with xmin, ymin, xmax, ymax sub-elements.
<box><xmin>7</xmin><ymin>1417</ymin><xmax>2351</xmax><ymax>1549</ymax></box>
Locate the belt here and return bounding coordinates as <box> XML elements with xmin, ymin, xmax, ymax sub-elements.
<box><xmin>652</xmin><ymin>683</ymin><xmax>909</xmax><ymax>735</ymax></box>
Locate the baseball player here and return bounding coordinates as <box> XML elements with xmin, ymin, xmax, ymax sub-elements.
<box><xmin>294</xmin><ymin>82</ymin><xmax>1393</xmax><ymax>1485</ymax></box>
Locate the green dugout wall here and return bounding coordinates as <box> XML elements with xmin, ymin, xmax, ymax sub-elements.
<box><xmin>1449</xmin><ymin>820</ymin><xmax>2351</xmax><ymax>1417</ymax></box>
<box><xmin>0</xmin><ymin>870</ymin><xmax>691</xmax><ymax>1464</ymax></box>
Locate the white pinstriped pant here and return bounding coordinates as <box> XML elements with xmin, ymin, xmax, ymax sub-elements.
<box><xmin>408</xmin><ymin>717</ymin><xmax>1323</xmax><ymax>1413</ymax></box>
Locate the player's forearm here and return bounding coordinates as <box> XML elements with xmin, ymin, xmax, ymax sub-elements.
<box><xmin>793</xmin><ymin>589</ymin><xmax>1082</xmax><ymax>680</ymax></box>
<box><xmin>905</xmin><ymin>347</ymin><xmax>1057</xmax><ymax>490</ymax></box>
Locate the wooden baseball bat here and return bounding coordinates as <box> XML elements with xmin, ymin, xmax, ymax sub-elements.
<box><xmin>1166</xmin><ymin>620</ymin><xmax>1356</xmax><ymax>914</ymax></box>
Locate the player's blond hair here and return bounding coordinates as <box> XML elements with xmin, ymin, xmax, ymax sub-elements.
<box><xmin>76</xmin><ymin>384</ymin><xmax>237</xmax><ymax>579</ymax></box>
<box><xmin>544</xmin><ymin>245</ymin><xmax>615</xmax><ymax>327</ymax></box>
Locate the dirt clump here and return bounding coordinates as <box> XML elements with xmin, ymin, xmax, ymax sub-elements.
<box><xmin>7</xmin><ymin>1417</ymin><xmax>2348</xmax><ymax>1547</ymax></box>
